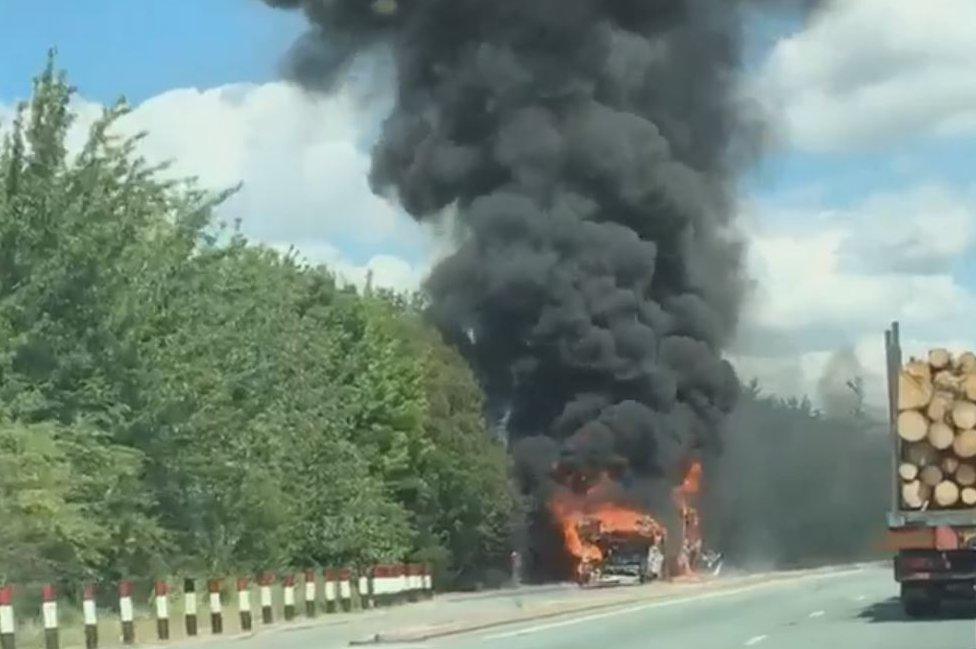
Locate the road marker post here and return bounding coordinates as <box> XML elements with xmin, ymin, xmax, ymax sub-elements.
<box><xmin>304</xmin><ymin>570</ymin><xmax>316</xmax><ymax>617</ymax></box>
<box><xmin>410</xmin><ymin>564</ymin><xmax>423</xmax><ymax>602</ymax></box>
<box><xmin>118</xmin><ymin>581</ymin><xmax>135</xmax><ymax>645</ymax></box>
<box><xmin>338</xmin><ymin>569</ymin><xmax>353</xmax><ymax>612</ymax></box>
<box><xmin>396</xmin><ymin>564</ymin><xmax>408</xmax><ymax>605</ymax></box>
<box><xmin>283</xmin><ymin>575</ymin><xmax>296</xmax><ymax>621</ymax></box>
<box><xmin>323</xmin><ymin>569</ymin><xmax>338</xmax><ymax>613</ymax></box>
<box><xmin>259</xmin><ymin>573</ymin><xmax>274</xmax><ymax>624</ymax></box>
<box><xmin>83</xmin><ymin>585</ymin><xmax>98</xmax><ymax>649</ymax></box>
<box><xmin>236</xmin><ymin>579</ymin><xmax>252</xmax><ymax>632</ymax></box>
<box><xmin>154</xmin><ymin>581</ymin><xmax>169</xmax><ymax>641</ymax></box>
<box><xmin>0</xmin><ymin>586</ymin><xmax>17</xmax><ymax>649</ymax></box>
<box><xmin>183</xmin><ymin>578</ymin><xmax>198</xmax><ymax>637</ymax></box>
<box><xmin>0</xmin><ymin>586</ymin><xmax>14</xmax><ymax>649</ymax></box>
<box><xmin>208</xmin><ymin>580</ymin><xmax>223</xmax><ymax>634</ymax></box>
<box><xmin>423</xmin><ymin>563</ymin><xmax>433</xmax><ymax>599</ymax></box>
<box><xmin>41</xmin><ymin>585</ymin><xmax>58</xmax><ymax>649</ymax></box>
<box><xmin>357</xmin><ymin>568</ymin><xmax>372</xmax><ymax>609</ymax></box>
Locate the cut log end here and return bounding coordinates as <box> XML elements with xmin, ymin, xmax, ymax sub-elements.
<box><xmin>927</xmin><ymin>392</ymin><xmax>954</xmax><ymax>422</ymax></box>
<box><xmin>953</xmin><ymin>401</ymin><xmax>976</xmax><ymax>430</ymax></box>
<box><xmin>929</xmin><ymin>348</ymin><xmax>952</xmax><ymax>370</ymax></box>
<box><xmin>954</xmin><ymin>429</ymin><xmax>976</xmax><ymax>459</ymax></box>
<box><xmin>920</xmin><ymin>465</ymin><xmax>945</xmax><ymax>488</ymax></box>
<box><xmin>959</xmin><ymin>351</ymin><xmax>976</xmax><ymax>375</ymax></box>
<box><xmin>956</xmin><ymin>463</ymin><xmax>976</xmax><ymax>486</ymax></box>
<box><xmin>902</xmin><ymin>480</ymin><xmax>931</xmax><ymax>510</ymax></box>
<box><xmin>898</xmin><ymin>410</ymin><xmax>929</xmax><ymax>442</ymax></box>
<box><xmin>934</xmin><ymin>480</ymin><xmax>961</xmax><ymax>507</ymax></box>
<box><xmin>963</xmin><ymin>374</ymin><xmax>976</xmax><ymax>402</ymax></box>
<box><xmin>899</xmin><ymin>371</ymin><xmax>934</xmax><ymax>411</ymax></box>
<box><xmin>928</xmin><ymin>421</ymin><xmax>955</xmax><ymax>450</ymax></box>
<box><xmin>962</xmin><ymin>487</ymin><xmax>976</xmax><ymax>506</ymax></box>
<box><xmin>899</xmin><ymin>462</ymin><xmax>920</xmax><ymax>481</ymax></box>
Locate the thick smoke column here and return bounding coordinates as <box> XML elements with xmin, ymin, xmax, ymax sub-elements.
<box><xmin>267</xmin><ymin>0</ymin><xmax>770</xmax><ymax>573</ymax></box>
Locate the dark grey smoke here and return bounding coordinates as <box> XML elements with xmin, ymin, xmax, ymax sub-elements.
<box><xmin>266</xmin><ymin>0</ymin><xmax>818</xmax><ymax>577</ymax></box>
<box><xmin>704</xmin><ymin>383</ymin><xmax>888</xmax><ymax>569</ymax></box>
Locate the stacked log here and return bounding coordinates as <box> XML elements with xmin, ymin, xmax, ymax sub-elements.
<box><xmin>898</xmin><ymin>348</ymin><xmax>976</xmax><ymax>509</ymax></box>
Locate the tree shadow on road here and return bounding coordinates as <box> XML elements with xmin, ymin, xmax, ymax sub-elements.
<box><xmin>858</xmin><ymin>597</ymin><xmax>976</xmax><ymax>622</ymax></box>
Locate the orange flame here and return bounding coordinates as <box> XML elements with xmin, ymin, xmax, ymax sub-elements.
<box><xmin>677</xmin><ymin>460</ymin><xmax>702</xmax><ymax>498</ymax></box>
<box><xmin>673</xmin><ymin>460</ymin><xmax>703</xmax><ymax>577</ymax></box>
<box><xmin>550</xmin><ymin>476</ymin><xmax>665</xmax><ymax>581</ymax></box>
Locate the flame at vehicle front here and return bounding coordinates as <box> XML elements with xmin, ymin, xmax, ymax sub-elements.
<box><xmin>549</xmin><ymin>474</ymin><xmax>665</xmax><ymax>581</ymax></box>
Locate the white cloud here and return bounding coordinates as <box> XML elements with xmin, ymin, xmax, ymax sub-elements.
<box><xmin>836</xmin><ymin>185</ymin><xmax>976</xmax><ymax>273</ymax></box>
<box><xmin>121</xmin><ymin>82</ymin><xmax>417</xmax><ymax>246</ymax></box>
<box><xmin>2</xmin><ymin>78</ymin><xmax>435</xmax><ymax>292</ymax></box>
<box><xmin>733</xmin><ymin>183</ymin><xmax>976</xmax><ymax>406</ymax></box>
<box><xmin>755</xmin><ymin>0</ymin><xmax>976</xmax><ymax>151</ymax></box>
<box><xmin>278</xmin><ymin>240</ymin><xmax>430</xmax><ymax>293</ymax></box>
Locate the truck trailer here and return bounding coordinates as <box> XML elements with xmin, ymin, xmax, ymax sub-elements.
<box><xmin>885</xmin><ymin>322</ymin><xmax>976</xmax><ymax>616</ymax></box>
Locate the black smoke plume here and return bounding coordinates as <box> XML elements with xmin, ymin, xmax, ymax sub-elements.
<box><xmin>265</xmin><ymin>0</ymin><xmax>810</xmax><ymax>577</ymax></box>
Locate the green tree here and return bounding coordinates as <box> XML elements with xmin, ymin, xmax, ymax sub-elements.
<box><xmin>0</xmin><ymin>57</ymin><xmax>514</xmax><ymax>585</ymax></box>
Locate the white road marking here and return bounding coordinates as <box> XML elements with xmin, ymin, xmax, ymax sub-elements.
<box><xmin>855</xmin><ymin>595</ymin><xmax>866</xmax><ymax>601</ymax></box>
<box><xmin>480</xmin><ymin>567</ymin><xmax>865</xmax><ymax>641</ymax></box>
<box><xmin>745</xmin><ymin>635</ymin><xmax>768</xmax><ymax>646</ymax></box>
<box><xmin>808</xmin><ymin>610</ymin><xmax>825</xmax><ymax>618</ymax></box>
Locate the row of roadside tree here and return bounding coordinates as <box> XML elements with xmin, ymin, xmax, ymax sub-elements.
<box><xmin>0</xmin><ymin>58</ymin><xmax>516</xmax><ymax>590</ymax></box>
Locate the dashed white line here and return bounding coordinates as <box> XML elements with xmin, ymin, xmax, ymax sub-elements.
<box><xmin>809</xmin><ymin>610</ymin><xmax>825</xmax><ymax>618</ymax></box>
<box><xmin>478</xmin><ymin>566</ymin><xmax>865</xmax><ymax>641</ymax></box>
<box><xmin>855</xmin><ymin>595</ymin><xmax>866</xmax><ymax>601</ymax></box>
<box><xmin>745</xmin><ymin>635</ymin><xmax>768</xmax><ymax>646</ymax></box>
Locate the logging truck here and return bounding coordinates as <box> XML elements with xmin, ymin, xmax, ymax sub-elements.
<box><xmin>886</xmin><ymin>322</ymin><xmax>976</xmax><ymax>616</ymax></box>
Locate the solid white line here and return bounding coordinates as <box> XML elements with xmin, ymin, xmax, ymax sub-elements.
<box><xmin>745</xmin><ymin>635</ymin><xmax>768</xmax><ymax>646</ymax></box>
<box><xmin>808</xmin><ymin>610</ymin><xmax>825</xmax><ymax>618</ymax></box>
<box><xmin>481</xmin><ymin>567</ymin><xmax>864</xmax><ymax>641</ymax></box>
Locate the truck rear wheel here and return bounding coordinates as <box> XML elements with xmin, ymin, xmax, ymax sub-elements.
<box><xmin>901</xmin><ymin>583</ymin><xmax>940</xmax><ymax>617</ymax></box>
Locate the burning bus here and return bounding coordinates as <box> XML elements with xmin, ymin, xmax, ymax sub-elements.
<box><xmin>550</xmin><ymin>460</ymin><xmax>706</xmax><ymax>585</ymax></box>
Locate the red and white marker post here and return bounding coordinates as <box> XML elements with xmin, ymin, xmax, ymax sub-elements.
<box><xmin>183</xmin><ymin>579</ymin><xmax>197</xmax><ymax>636</ymax></box>
<box><xmin>357</xmin><ymin>569</ymin><xmax>372</xmax><ymax>609</ymax></box>
<box><xmin>154</xmin><ymin>581</ymin><xmax>169</xmax><ymax>641</ymax></box>
<box><xmin>283</xmin><ymin>575</ymin><xmax>295</xmax><ymax>621</ymax></box>
<box><xmin>304</xmin><ymin>570</ymin><xmax>316</xmax><ymax>618</ymax></box>
<box><xmin>0</xmin><ymin>586</ymin><xmax>14</xmax><ymax>649</ymax></box>
<box><xmin>42</xmin><ymin>584</ymin><xmax>58</xmax><ymax>649</ymax></box>
<box><xmin>208</xmin><ymin>580</ymin><xmax>223</xmax><ymax>634</ymax></box>
<box><xmin>118</xmin><ymin>581</ymin><xmax>135</xmax><ymax>645</ymax></box>
<box><xmin>423</xmin><ymin>563</ymin><xmax>434</xmax><ymax>599</ymax></box>
<box><xmin>407</xmin><ymin>564</ymin><xmax>421</xmax><ymax>602</ymax></box>
<box><xmin>82</xmin><ymin>585</ymin><xmax>97</xmax><ymax>649</ymax></box>
<box><xmin>396</xmin><ymin>564</ymin><xmax>408</xmax><ymax>605</ymax></box>
<box><xmin>259</xmin><ymin>573</ymin><xmax>274</xmax><ymax>625</ymax></box>
<box><xmin>237</xmin><ymin>578</ymin><xmax>252</xmax><ymax>632</ymax></box>
<box><xmin>338</xmin><ymin>569</ymin><xmax>352</xmax><ymax>613</ymax></box>
<box><xmin>323</xmin><ymin>569</ymin><xmax>338</xmax><ymax>613</ymax></box>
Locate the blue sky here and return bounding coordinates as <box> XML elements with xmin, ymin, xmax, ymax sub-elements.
<box><xmin>2</xmin><ymin>0</ymin><xmax>975</xmax><ymax>403</ymax></box>
<box><xmin>0</xmin><ymin>1</ymin><xmax>303</xmax><ymax>104</ymax></box>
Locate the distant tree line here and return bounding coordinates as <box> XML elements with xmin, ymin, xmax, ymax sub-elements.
<box><xmin>707</xmin><ymin>378</ymin><xmax>890</xmax><ymax>568</ymax></box>
<box><xmin>0</xmin><ymin>59</ymin><xmax>515</xmax><ymax>589</ymax></box>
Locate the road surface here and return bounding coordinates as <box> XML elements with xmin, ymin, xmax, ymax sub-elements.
<box><xmin>440</xmin><ymin>565</ymin><xmax>974</xmax><ymax>649</ymax></box>
<box><xmin>162</xmin><ymin>565</ymin><xmax>974</xmax><ymax>649</ymax></box>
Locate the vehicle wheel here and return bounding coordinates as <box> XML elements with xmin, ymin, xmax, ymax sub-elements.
<box><xmin>901</xmin><ymin>583</ymin><xmax>940</xmax><ymax>617</ymax></box>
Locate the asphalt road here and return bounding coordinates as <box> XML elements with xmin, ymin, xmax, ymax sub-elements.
<box><xmin>159</xmin><ymin>565</ymin><xmax>975</xmax><ymax>649</ymax></box>
<box><xmin>437</xmin><ymin>565</ymin><xmax>975</xmax><ymax>649</ymax></box>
